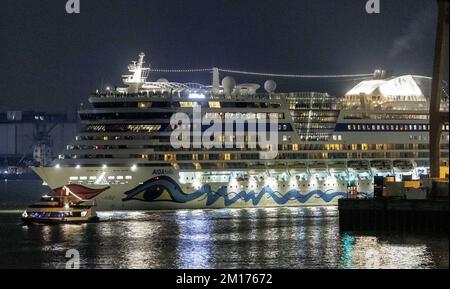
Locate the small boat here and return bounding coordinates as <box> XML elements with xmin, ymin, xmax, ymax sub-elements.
<box><xmin>21</xmin><ymin>185</ymin><xmax>105</xmax><ymax>224</ymax></box>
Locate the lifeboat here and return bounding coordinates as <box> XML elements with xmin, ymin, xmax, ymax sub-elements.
<box><xmin>328</xmin><ymin>161</ymin><xmax>347</xmax><ymax>174</ymax></box>
<box><xmin>308</xmin><ymin>162</ymin><xmax>328</xmax><ymax>175</ymax></box>
<box><xmin>370</xmin><ymin>160</ymin><xmax>393</xmax><ymax>173</ymax></box>
<box><xmin>347</xmin><ymin>160</ymin><xmax>371</xmax><ymax>174</ymax></box>
<box><xmin>393</xmin><ymin>160</ymin><xmax>415</xmax><ymax>173</ymax></box>
<box><xmin>288</xmin><ymin>163</ymin><xmax>308</xmax><ymax>176</ymax></box>
<box><xmin>267</xmin><ymin>163</ymin><xmax>287</xmax><ymax>176</ymax></box>
<box><xmin>247</xmin><ymin>163</ymin><xmax>267</xmax><ymax>175</ymax></box>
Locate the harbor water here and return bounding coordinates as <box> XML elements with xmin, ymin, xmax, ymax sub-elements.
<box><xmin>0</xmin><ymin>207</ymin><xmax>448</xmax><ymax>269</ymax></box>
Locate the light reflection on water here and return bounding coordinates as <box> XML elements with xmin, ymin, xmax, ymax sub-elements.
<box><xmin>0</xmin><ymin>207</ymin><xmax>448</xmax><ymax>269</ymax></box>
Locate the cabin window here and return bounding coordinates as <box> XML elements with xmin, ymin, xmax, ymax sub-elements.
<box><xmin>180</xmin><ymin>102</ymin><xmax>198</xmax><ymax>108</ymax></box>
<box><xmin>138</xmin><ymin>102</ymin><xmax>152</xmax><ymax>108</ymax></box>
<box><xmin>209</xmin><ymin>102</ymin><xmax>221</xmax><ymax>108</ymax></box>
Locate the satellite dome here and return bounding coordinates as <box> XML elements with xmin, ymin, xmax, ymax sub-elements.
<box><xmin>157</xmin><ymin>78</ymin><xmax>169</xmax><ymax>83</ymax></box>
<box><xmin>222</xmin><ymin>76</ymin><xmax>236</xmax><ymax>96</ymax></box>
<box><xmin>264</xmin><ymin>80</ymin><xmax>277</xmax><ymax>94</ymax></box>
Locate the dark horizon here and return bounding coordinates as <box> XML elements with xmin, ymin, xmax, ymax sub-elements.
<box><xmin>1</xmin><ymin>0</ymin><xmax>448</xmax><ymax>113</ymax></box>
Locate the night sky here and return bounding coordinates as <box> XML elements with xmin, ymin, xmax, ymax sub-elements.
<box><xmin>0</xmin><ymin>0</ymin><xmax>448</xmax><ymax>113</ymax></box>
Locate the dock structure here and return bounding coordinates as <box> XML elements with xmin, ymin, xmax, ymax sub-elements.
<box><xmin>0</xmin><ymin>111</ymin><xmax>77</xmax><ymax>170</ymax></box>
<box><xmin>429</xmin><ymin>0</ymin><xmax>449</xmax><ymax>180</ymax></box>
<box><xmin>338</xmin><ymin>199</ymin><xmax>449</xmax><ymax>233</ymax></box>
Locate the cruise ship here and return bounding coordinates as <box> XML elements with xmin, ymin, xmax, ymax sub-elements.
<box><xmin>32</xmin><ymin>53</ymin><xmax>450</xmax><ymax>210</ymax></box>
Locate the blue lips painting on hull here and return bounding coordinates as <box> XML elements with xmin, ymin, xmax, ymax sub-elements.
<box><xmin>122</xmin><ymin>176</ymin><xmax>348</xmax><ymax>206</ymax></box>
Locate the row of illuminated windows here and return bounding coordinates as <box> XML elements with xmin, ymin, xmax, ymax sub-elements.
<box><xmin>214</xmin><ymin>183</ymin><xmax>352</xmax><ymax>190</ymax></box>
<box><xmin>332</xmin><ymin>134</ymin><xmax>450</xmax><ymax>142</ymax></box>
<box><xmin>409</xmin><ymin>135</ymin><xmax>450</xmax><ymax>141</ymax></box>
<box><xmin>179</xmin><ymin>101</ymin><xmax>282</xmax><ymax>109</ymax></box>
<box><xmin>295</xmin><ymin>123</ymin><xmax>336</xmax><ymax>130</ymax></box>
<box><xmin>82</xmin><ymin>124</ymin><xmax>163</xmax><ymax>133</ymax></box>
<box><xmin>69</xmin><ymin>175</ymin><xmax>132</xmax><ymax>181</ymax></box>
<box><xmin>92</xmin><ymin>91</ymin><xmax>331</xmax><ymax>102</ymax></box>
<box><xmin>76</xmin><ymin>132</ymin><xmax>328</xmax><ymax>145</ymax></box>
<box><xmin>171</xmin><ymin>123</ymin><xmax>292</xmax><ymax>132</ymax></box>
<box><xmin>204</xmin><ymin>112</ymin><xmax>285</xmax><ymax>120</ymax></box>
<box><xmin>290</xmin><ymin>111</ymin><xmax>339</xmax><ymax>117</ymax></box>
<box><xmin>61</xmin><ymin>156</ymin><xmax>448</xmax><ymax>173</ymax></box>
<box><xmin>63</xmin><ymin>149</ymin><xmax>449</xmax><ymax>162</ymax></box>
<box><xmin>86</xmin><ymin>122</ymin><xmax>291</xmax><ymax>134</ymax></box>
<box><xmin>343</xmin><ymin>113</ymin><xmax>429</xmax><ymax>121</ymax></box>
<box><xmin>292</xmin><ymin>117</ymin><xmax>338</xmax><ymax>123</ymax></box>
<box><xmin>75</xmin><ymin>135</ymin><xmax>170</xmax><ymax>143</ymax></box>
<box><xmin>298</xmin><ymin>133</ymin><xmax>331</xmax><ymax>142</ymax></box>
<box><xmin>343</xmin><ymin>124</ymin><xmax>450</xmax><ymax>132</ymax></box>
<box><xmin>93</xmin><ymin>100</ymin><xmax>283</xmax><ymax>109</ymax></box>
<box><xmin>66</xmin><ymin>141</ymin><xmax>449</xmax><ymax>154</ymax></box>
<box><xmin>288</xmin><ymin>102</ymin><xmax>337</xmax><ymax>109</ymax></box>
<box><xmin>77</xmin><ymin>134</ymin><xmax>272</xmax><ymax>145</ymax></box>
<box><xmin>85</xmin><ymin>124</ymin><xmax>161</xmax><ymax>132</ymax></box>
<box><xmin>80</xmin><ymin>112</ymin><xmax>167</xmax><ymax>120</ymax></box>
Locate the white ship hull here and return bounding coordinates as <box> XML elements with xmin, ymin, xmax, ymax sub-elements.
<box><xmin>32</xmin><ymin>166</ymin><xmax>375</xmax><ymax>211</ymax></box>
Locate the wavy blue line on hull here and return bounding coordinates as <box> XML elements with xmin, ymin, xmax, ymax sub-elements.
<box><xmin>122</xmin><ymin>176</ymin><xmax>348</xmax><ymax>206</ymax></box>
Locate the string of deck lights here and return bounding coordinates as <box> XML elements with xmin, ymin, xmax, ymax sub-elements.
<box><xmin>147</xmin><ymin>68</ymin><xmax>449</xmax><ymax>96</ymax></box>
<box><xmin>217</xmin><ymin>68</ymin><xmax>374</xmax><ymax>79</ymax></box>
<box><xmin>148</xmin><ymin>68</ymin><xmax>212</xmax><ymax>73</ymax></box>
<box><xmin>148</xmin><ymin>67</ymin><xmax>374</xmax><ymax>78</ymax></box>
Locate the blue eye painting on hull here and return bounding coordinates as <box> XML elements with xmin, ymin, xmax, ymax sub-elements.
<box><xmin>122</xmin><ymin>176</ymin><xmax>349</xmax><ymax>206</ymax></box>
